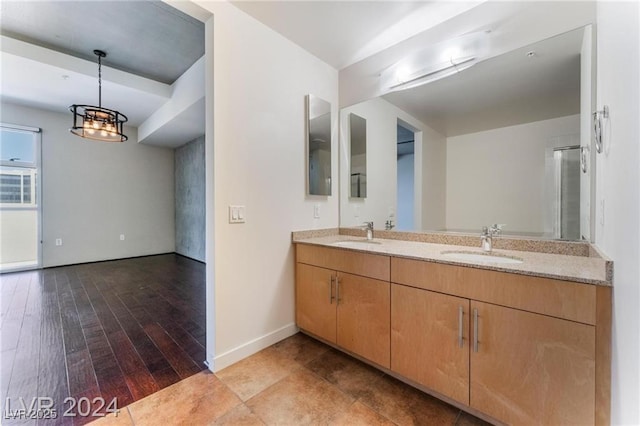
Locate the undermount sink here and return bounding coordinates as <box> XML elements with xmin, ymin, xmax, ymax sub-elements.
<box><xmin>441</xmin><ymin>251</ymin><xmax>523</xmax><ymax>264</ymax></box>
<box><xmin>332</xmin><ymin>239</ymin><xmax>382</xmax><ymax>248</ymax></box>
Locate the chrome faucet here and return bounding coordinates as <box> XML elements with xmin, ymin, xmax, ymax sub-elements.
<box><xmin>385</xmin><ymin>219</ymin><xmax>394</xmax><ymax>230</ymax></box>
<box><xmin>363</xmin><ymin>222</ymin><xmax>374</xmax><ymax>240</ymax></box>
<box><xmin>481</xmin><ymin>224</ymin><xmax>503</xmax><ymax>252</ymax></box>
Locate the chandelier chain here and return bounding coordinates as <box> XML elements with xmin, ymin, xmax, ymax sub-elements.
<box><xmin>98</xmin><ymin>54</ymin><xmax>102</xmax><ymax>107</ymax></box>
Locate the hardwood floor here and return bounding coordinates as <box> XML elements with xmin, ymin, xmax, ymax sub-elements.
<box><xmin>0</xmin><ymin>254</ymin><xmax>206</xmax><ymax>425</ymax></box>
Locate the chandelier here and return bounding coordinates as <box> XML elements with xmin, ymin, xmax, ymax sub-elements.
<box><xmin>69</xmin><ymin>50</ymin><xmax>128</xmax><ymax>142</ymax></box>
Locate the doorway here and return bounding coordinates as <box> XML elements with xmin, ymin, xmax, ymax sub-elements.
<box><xmin>0</xmin><ymin>124</ymin><xmax>41</xmax><ymax>272</ymax></box>
<box><xmin>397</xmin><ymin>122</ymin><xmax>415</xmax><ymax>230</ymax></box>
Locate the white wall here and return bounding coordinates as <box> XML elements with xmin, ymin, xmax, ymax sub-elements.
<box><xmin>421</xmin><ymin>122</ymin><xmax>447</xmax><ymax>230</ymax></box>
<box><xmin>0</xmin><ymin>103</ymin><xmax>176</xmax><ymax>267</ymax></box>
<box><xmin>200</xmin><ymin>1</ymin><xmax>339</xmax><ymax>369</ymax></box>
<box><xmin>340</xmin><ymin>97</ymin><xmax>446</xmax><ymax>230</ymax></box>
<box><xmin>595</xmin><ymin>2</ymin><xmax>640</xmax><ymax>424</ymax></box>
<box><xmin>446</xmin><ymin>115</ymin><xmax>579</xmax><ymax>234</ymax></box>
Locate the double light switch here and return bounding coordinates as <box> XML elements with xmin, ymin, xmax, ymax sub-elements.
<box><xmin>229</xmin><ymin>205</ymin><xmax>246</xmax><ymax>223</ymax></box>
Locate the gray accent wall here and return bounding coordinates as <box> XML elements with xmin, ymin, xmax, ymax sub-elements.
<box><xmin>175</xmin><ymin>135</ymin><xmax>205</xmax><ymax>262</ymax></box>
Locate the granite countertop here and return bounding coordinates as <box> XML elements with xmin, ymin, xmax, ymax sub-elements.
<box><xmin>293</xmin><ymin>234</ymin><xmax>612</xmax><ymax>286</ymax></box>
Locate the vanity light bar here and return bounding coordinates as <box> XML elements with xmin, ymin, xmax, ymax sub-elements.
<box><xmin>381</xmin><ymin>30</ymin><xmax>489</xmax><ymax>93</ymax></box>
<box><xmin>388</xmin><ymin>56</ymin><xmax>477</xmax><ymax>90</ymax></box>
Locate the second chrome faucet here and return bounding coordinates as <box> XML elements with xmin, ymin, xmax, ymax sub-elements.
<box><xmin>481</xmin><ymin>224</ymin><xmax>504</xmax><ymax>252</ymax></box>
<box><xmin>363</xmin><ymin>221</ymin><xmax>374</xmax><ymax>240</ymax></box>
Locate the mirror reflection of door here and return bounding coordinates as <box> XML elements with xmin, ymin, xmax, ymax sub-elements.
<box><xmin>397</xmin><ymin>123</ymin><xmax>415</xmax><ymax>230</ymax></box>
<box><xmin>0</xmin><ymin>124</ymin><xmax>41</xmax><ymax>272</ymax></box>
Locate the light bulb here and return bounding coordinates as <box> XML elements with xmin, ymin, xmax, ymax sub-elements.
<box><xmin>101</xmin><ymin>130</ymin><xmax>108</xmax><ymax>137</ymax></box>
<box><xmin>395</xmin><ymin>66</ymin><xmax>411</xmax><ymax>84</ymax></box>
<box><xmin>93</xmin><ymin>121</ymin><xmax>100</xmax><ymax>129</ymax></box>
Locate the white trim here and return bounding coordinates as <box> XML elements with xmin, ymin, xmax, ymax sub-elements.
<box><xmin>0</xmin><ymin>123</ymin><xmax>41</xmax><ymax>133</ymax></box>
<box><xmin>211</xmin><ymin>323</ymin><xmax>298</xmax><ymax>372</ymax></box>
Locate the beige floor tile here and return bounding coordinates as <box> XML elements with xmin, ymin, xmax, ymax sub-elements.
<box><xmin>272</xmin><ymin>332</ymin><xmax>330</xmax><ymax>365</ymax></box>
<box><xmin>216</xmin><ymin>346</ymin><xmax>301</xmax><ymax>401</ymax></box>
<box><xmin>330</xmin><ymin>401</ymin><xmax>396</xmax><ymax>426</ymax></box>
<box><xmin>127</xmin><ymin>371</ymin><xmax>241</xmax><ymax>426</ymax></box>
<box><xmin>456</xmin><ymin>411</ymin><xmax>492</xmax><ymax>426</ymax></box>
<box><xmin>88</xmin><ymin>408</ymin><xmax>134</xmax><ymax>425</ymax></box>
<box><xmin>358</xmin><ymin>374</ymin><xmax>459</xmax><ymax>426</ymax></box>
<box><xmin>305</xmin><ymin>348</ymin><xmax>384</xmax><ymax>400</ymax></box>
<box><xmin>247</xmin><ymin>368</ymin><xmax>354</xmax><ymax>425</ymax></box>
<box><xmin>213</xmin><ymin>404</ymin><xmax>265</xmax><ymax>426</ymax></box>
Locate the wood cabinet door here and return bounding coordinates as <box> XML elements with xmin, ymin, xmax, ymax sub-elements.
<box><xmin>470</xmin><ymin>301</ymin><xmax>595</xmax><ymax>425</ymax></box>
<box><xmin>391</xmin><ymin>284</ymin><xmax>470</xmax><ymax>405</ymax></box>
<box><xmin>295</xmin><ymin>263</ymin><xmax>336</xmax><ymax>343</ymax></box>
<box><xmin>336</xmin><ymin>272</ymin><xmax>390</xmax><ymax>368</ymax></box>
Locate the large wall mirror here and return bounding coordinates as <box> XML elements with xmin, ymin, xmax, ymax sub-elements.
<box><xmin>307</xmin><ymin>94</ymin><xmax>332</xmax><ymax>196</ymax></box>
<box><xmin>339</xmin><ymin>25</ymin><xmax>596</xmax><ymax>241</ymax></box>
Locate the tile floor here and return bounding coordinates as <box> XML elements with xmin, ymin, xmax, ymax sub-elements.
<box><xmin>90</xmin><ymin>333</ymin><xmax>489</xmax><ymax>425</ymax></box>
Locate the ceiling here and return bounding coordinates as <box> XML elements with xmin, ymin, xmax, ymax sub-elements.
<box><xmin>1</xmin><ymin>0</ymin><xmax>588</xmax><ymax>145</ymax></box>
<box><xmin>230</xmin><ymin>1</ymin><xmax>483</xmax><ymax>70</ymax></box>
<box><xmin>0</xmin><ymin>0</ymin><xmax>206</xmax><ymax>145</ymax></box>
<box><xmin>0</xmin><ymin>1</ymin><xmax>204</xmax><ymax>84</ymax></box>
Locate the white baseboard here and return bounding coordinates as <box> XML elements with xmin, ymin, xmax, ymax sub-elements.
<box><xmin>211</xmin><ymin>323</ymin><xmax>298</xmax><ymax>372</ymax></box>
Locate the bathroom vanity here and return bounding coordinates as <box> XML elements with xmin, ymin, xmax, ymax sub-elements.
<box><xmin>292</xmin><ymin>231</ymin><xmax>611</xmax><ymax>426</ymax></box>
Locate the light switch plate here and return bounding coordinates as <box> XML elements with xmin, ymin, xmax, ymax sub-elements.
<box><xmin>229</xmin><ymin>205</ymin><xmax>246</xmax><ymax>223</ymax></box>
<box><xmin>314</xmin><ymin>204</ymin><xmax>320</xmax><ymax>219</ymax></box>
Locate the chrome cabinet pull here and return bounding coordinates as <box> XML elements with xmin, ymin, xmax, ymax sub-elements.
<box><xmin>473</xmin><ymin>308</ymin><xmax>479</xmax><ymax>353</ymax></box>
<box><xmin>458</xmin><ymin>306</ymin><xmax>464</xmax><ymax>348</ymax></box>
<box><xmin>329</xmin><ymin>275</ymin><xmax>335</xmax><ymax>304</ymax></box>
<box><xmin>336</xmin><ymin>276</ymin><xmax>341</xmax><ymax>305</ymax></box>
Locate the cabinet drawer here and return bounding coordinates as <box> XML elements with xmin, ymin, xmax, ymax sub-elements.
<box><xmin>391</xmin><ymin>257</ymin><xmax>596</xmax><ymax>325</ymax></box>
<box><xmin>297</xmin><ymin>244</ymin><xmax>390</xmax><ymax>281</ymax></box>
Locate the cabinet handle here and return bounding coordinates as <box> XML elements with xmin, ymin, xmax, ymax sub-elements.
<box><xmin>329</xmin><ymin>275</ymin><xmax>335</xmax><ymax>304</ymax></box>
<box><xmin>458</xmin><ymin>306</ymin><xmax>464</xmax><ymax>348</ymax></box>
<box><xmin>473</xmin><ymin>308</ymin><xmax>479</xmax><ymax>353</ymax></box>
<box><xmin>336</xmin><ymin>276</ymin><xmax>341</xmax><ymax>305</ymax></box>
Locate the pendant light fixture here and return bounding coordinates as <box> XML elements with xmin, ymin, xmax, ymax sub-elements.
<box><xmin>69</xmin><ymin>50</ymin><xmax>128</xmax><ymax>142</ymax></box>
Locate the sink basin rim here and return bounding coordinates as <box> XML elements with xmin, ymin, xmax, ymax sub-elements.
<box><xmin>331</xmin><ymin>239</ymin><xmax>383</xmax><ymax>247</ymax></box>
<box><xmin>440</xmin><ymin>250</ymin><xmax>523</xmax><ymax>264</ymax></box>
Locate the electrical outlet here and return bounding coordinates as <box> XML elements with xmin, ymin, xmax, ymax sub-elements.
<box><xmin>600</xmin><ymin>199</ymin><xmax>605</xmax><ymax>226</ymax></box>
<box><xmin>55</xmin><ymin>238</ymin><xmax>62</xmax><ymax>246</ymax></box>
<box><xmin>314</xmin><ymin>204</ymin><xmax>320</xmax><ymax>219</ymax></box>
<box><xmin>120</xmin><ymin>234</ymin><xmax>125</xmax><ymax>241</ymax></box>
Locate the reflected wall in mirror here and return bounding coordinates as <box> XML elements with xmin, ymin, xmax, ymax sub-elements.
<box><xmin>349</xmin><ymin>113</ymin><xmax>367</xmax><ymax>198</ymax></box>
<box><xmin>307</xmin><ymin>94</ymin><xmax>332</xmax><ymax>196</ymax></box>
<box><xmin>339</xmin><ymin>26</ymin><xmax>596</xmax><ymax>241</ymax></box>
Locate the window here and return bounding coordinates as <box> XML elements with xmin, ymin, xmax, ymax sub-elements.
<box><xmin>1</xmin><ymin>126</ymin><xmax>38</xmax><ymax>207</ymax></box>
<box><xmin>0</xmin><ymin>168</ymin><xmax>37</xmax><ymax>205</ymax></box>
